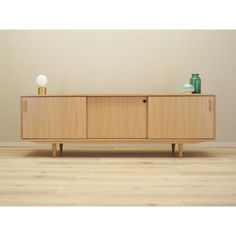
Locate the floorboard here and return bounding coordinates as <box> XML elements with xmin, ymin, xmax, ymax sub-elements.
<box><xmin>0</xmin><ymin>146</ymin><xmax>236</xmax><ymax>206</ymax></box>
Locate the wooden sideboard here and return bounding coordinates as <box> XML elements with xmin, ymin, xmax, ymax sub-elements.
<box><xmin>21</xmin><ymin>94</ymin><xmax>216</xmax><ymax>157</ymax></box>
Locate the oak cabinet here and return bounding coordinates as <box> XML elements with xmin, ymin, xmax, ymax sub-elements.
<box><xmin>21</xmin><ymin>94</ymin><xmax>215</xmax><ymax>157</ymax></box>
<box><xmin>87</xmin><ymin>97</ymin><xmax>147</xmax><ymax>138</ymax></box>
<box><xmin>148</xmin><ymin>96</ymin><xmax>215</xmax><ymax>139</ymax></box>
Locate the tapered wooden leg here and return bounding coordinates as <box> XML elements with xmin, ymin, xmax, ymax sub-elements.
<box><xmin>171</xmin><ymin>143</ymin><xmax>175</xmax><ymax>155</ymax></box>
<box><xmin>59</xmin><ymin>143</ymin><xmax>63</xmax><ymax>154</ymax></box>
<box><xmin>52</xmin><ymin>143</ymin><xmax>57</xmax><ymax>158</ymax></box>
<box><xmin>178</xmin><ymin>143</ymin><xmax>183</xmax><ymax>158</ymax></box>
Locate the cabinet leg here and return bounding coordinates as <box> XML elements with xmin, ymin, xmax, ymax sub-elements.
<box><xmin>59</xmin><ymin>143</ymin><xmax>63</xmax><ymax>154</ymax></box>
<box><xmin>52</xmin><ymin>143</ymin><xmax>57</xmax><ymax>158</ymax></box>
<box><xmin>171</xmin><ymin>143</ymin><xmax>175</xmax><ymax>155</ymax></box>
<box><xmin>178</xmin><ymin>143</ymin><xmax>183</xmax><ymax>158</ymax></box>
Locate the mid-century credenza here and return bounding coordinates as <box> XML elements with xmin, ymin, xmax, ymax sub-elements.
<box><xmin>21</xmin><ymin>94</ymin><xmax>216</xmax><ymax>157</ymax></box>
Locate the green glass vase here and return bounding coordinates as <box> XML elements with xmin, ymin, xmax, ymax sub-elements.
<box><xmin>190</xmin><ymin>74</ymin><xmax>201</xmax><ymax>94</ymax></box>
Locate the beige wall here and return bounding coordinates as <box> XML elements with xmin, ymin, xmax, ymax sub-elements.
<box><xmin>0</xmin><ymin>30</ymin><xmax>236</xmax><ymax>142</ymax></box>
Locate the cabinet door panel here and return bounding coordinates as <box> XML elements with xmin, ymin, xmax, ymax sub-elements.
<box><xmin>148</xmin><ymin>96</ymin><xmax>215</xmax><ymax>138</ymax></box>
<box><xmin>22</xmin><ymin>97</ymin><xmax>86</xmax><ymax>138</ymax></box>
<box><xmin>88</xmin><ymin>97</ymin><xmax>147</xmax><ymax>138</ymax></box>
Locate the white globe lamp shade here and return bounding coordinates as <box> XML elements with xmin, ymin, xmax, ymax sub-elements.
<box><xmin>36</xmin><ymin>74</ymin><xmax>48</xmax><ymax>87</ymax></box>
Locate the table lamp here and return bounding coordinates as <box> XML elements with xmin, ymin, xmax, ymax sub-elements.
<box><xmin>36</xmin><ymin>74</ymin><xmax>48</xmax><ymax>95</ymax></box>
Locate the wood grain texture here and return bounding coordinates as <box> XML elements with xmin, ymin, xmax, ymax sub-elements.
<box><xmin>22</xmin><ymin>97</ymin><xmax>86</xmax><ymax>139</ymax></box>
<box><xmin>87</xmin><ymin>97</ymin><xmax>147</xmax><ymax>138</ymax></box>
<box><xmin>148</xmin><ymin>96</ymin><xmax>215</xmax><ymax>139</ymax></box>
<box><xmin>0</xmin><ymin>147</ymin><xmax>236</xmax><ymax>206</ymax></box>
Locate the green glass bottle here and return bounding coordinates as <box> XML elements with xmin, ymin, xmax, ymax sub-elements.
<box><xmin>190</xmin><ymin>74</ymin><xmax>201</xmax><ymax>94</ymax></box>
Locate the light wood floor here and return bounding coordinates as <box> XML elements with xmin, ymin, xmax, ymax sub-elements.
<box><xmin>0</xmin><ymin>146</ymin><xmax>236</xmax><ymax>206</ymax></box>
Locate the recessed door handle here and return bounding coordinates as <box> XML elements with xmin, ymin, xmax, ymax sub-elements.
<box><xmin>208</xmin><ymin>99</ymin><xmax>213</xmax><ymax>112</ymax></box>
<box><xmin>23</xmin><ymin>100</ymin><xmax>27</xmax><ymax>112</ymax></box>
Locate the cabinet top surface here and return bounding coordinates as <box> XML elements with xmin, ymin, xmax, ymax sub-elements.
<box><xmin>22</xmin><ymin>94</ymin><xmax>215</xmax><ymax>97</ymax></box>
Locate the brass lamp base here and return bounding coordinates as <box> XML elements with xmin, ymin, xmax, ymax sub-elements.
<box><xmin>38</xmin><ymin>87</ymin><xmax>47</xmax><ymax>95</ymax></box>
